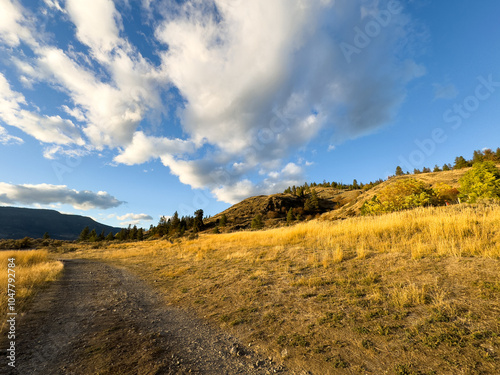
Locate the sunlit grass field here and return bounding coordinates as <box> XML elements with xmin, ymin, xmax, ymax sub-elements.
<box><xmin>66</xmin><ymin>204</ymin><xmax>500</xmax><ymax>373</ymax></box>
<box><xmin>0</xmin><ymin>250</ymin><xmax>63</xmax><ymax>332</ymax></box>
<box><xmin>81</xmin><ymin>203</ymin><xmax>500</xmax><ymax>260</ymax></box>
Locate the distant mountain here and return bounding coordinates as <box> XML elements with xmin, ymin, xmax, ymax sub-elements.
<box><xmin>0</xmin><ymin>207</ymin><xmax>122</xmax><ymax>240</ymax></box>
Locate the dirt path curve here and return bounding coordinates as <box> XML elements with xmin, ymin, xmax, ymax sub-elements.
<box><xmin>2</xmin><ymin>259</ymin><xmax>285</xmax><ymax>375</ymax></box>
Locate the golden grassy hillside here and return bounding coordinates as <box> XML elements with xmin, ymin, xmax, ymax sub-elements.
<box><xmin>65</xmin><ymin>203</ymin><xmax>500</xmax><ymax>374</ymax></box>
<box><xmin>203</xmin><ymin>187</ymin><xmax>364</xmax><ymax>230</ymax></box>
<box><xmin>320</xmin><ymin>166</ymin><xmax>481</xmax><ymax>220</ymax></box>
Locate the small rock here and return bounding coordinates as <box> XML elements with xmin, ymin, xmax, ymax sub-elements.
<box><xmin>230</xmin><ymin>343</ymin><xmax>244</xmax><ymax>356</ymax></box>
<box><xmin>280</xmin><ymin>349</ymin><xmax>288</xmax><ymax>358</ymax></box>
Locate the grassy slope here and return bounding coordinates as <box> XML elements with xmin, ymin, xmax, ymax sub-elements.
<box><xmin>64</xmin><ymin>204</ymin><xmax>500</xmax><ymax>374</ymax></box>
<box><xmin>320</xmin><ymin>168</ymin><xmax>468</xmax><ymax>221</ymax></box>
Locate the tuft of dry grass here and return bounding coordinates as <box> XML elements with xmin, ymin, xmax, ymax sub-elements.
<box><xmin>0</xmin><ymin>250</ymin><xmax>63</xmax><ymax>331</ymax></box>
<box><xmin>63</xmin><ymin>203</ymin><xmax>500</xmax><ymax>374</ymax></box>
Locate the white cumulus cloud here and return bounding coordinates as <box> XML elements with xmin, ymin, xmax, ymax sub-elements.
<box><xmin>0</xmin><ymin>183</ymin><xmax>123</xmax><ymax>210</ymax></box>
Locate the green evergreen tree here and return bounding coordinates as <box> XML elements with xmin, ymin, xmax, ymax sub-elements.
<box><xmin>304</xmin><ymin>197</ymin><xmax>312</xmax><ymax>211</ymax></box>
<box><xmin>105</xmin><ymin>232</ymin><xmax>115</xmax><ymax>241</ymax></box>
<box><xmin>98</xmin><ymin>230</ymin><xmax>105</xmax><ymax>241</ymax></box>
<box><xmin>193</xmin><ymin>209</ymin><xmax>204</xmax><ymax>232</ymax></box>
<box><xmin>442</xmin><ymin>163</ymin><xmax>451</xmax><ymax>171</ymax></box>
<box><xmin>89</xmin><ymin>229</ymin><xmax>98</xmax><ymax>242</ymax></box>
<box><xmin>395</xmin><ymin>166</ymin><xmax>404</xmax><ymax>176</ymax></box>
<box><xmin>79</xmin><ymin>226</ymin><xmax>90</xmax><ymax>242</ymax></box>
<box><xmin>130</xmin><ymin>225</ymin><xmax>138</xmax><ymax>240</ymax></box>
<box><xmin>454</xmin><ymin>156</ymin><xmax>469</xmax><ymax>169</ymax></box>
<box><xmin>311</xmin><ymin>189</ymin><xmax>319</xmax><ymax>209</ymax></box>
<box><xmin>219</xmin><ymin>214</ymin><xmax>227</xmax><ymax>228</ymax></box>
<box><xmin>286</xmin><ymin>208</ymin><xmax>294</xmax><ymax>225</ymax></box>
<box><xmin>115</xmin><ymin>228</ymin><xmax>128</xmax><ymax>241</ymax></box>
<box><xmin>472</xmin><ymin>150</ymin><xmax>484</xmax><ymax>164</ymax></box>
<box><xmin>171</xmin><ymin>211</ymin><xmax>180</xmax><ymax>230</ymax></box>
<box><xmin>42</xmin><ymin>232</ymin><xmax>50</xmax><ymax>240</ymax></box>
<box><xmin>433</xmin><ymin>165</ymin><xmax>441</xmax><ymax>172</ymax></box>
<box><xmin>137</xmin><ymin>228</ymin><xmax>144</xmax><ymax>241</ymax></box>
<box><xmin>483</xmin><ymin>148</ymin><xmax>495</xmax><ymax>161</ymax></box>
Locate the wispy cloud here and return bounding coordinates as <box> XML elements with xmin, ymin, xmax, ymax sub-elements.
<box><xmin>0</xmin><ymin>0</ymin><xmax>37</xmax><ymax>47</ymax></box>
<box><xmin>0</xmin><ymin>125</ymin><xmax>23</xmax><ymax>145</ymax></box>
<box><xmin>0</xmin><ymin>72</ymin><xmax>84</xmax><ymax>145</ymax></box>
<box><xmin>0</xmin><ymin>183</ymin><xmax>124</xmax><ymax>210</ymax></box>
<box><xmin>116</xmin><ymin>213</ymin><xmax>153</xmax><ymax>221</ymax></box>
<box><xmin>433</xmin><ymin>83</ymin><xmax>459</xmax><ymax>100</ymax></box>
<box><xmin>108</xmin><ymin>212</ymin><xmax>154</xmax><ymax>227</ymax></box>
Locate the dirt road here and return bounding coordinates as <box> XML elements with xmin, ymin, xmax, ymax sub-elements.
<box><xmin>1</xmin><ymin>259</ymin><xmax>284</xmax><ymax>374</ymax></box>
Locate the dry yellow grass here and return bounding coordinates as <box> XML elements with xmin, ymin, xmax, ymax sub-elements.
<box><xmin>0</xmin><ymin>250</ymin><xmax>63</xmax><ymax>331</ymax></box>
<box><xmin>64</xmin><ymin>203</ymin><xmax>500</xmax><ymax>374</ymax></box>
<box><xmin>79</xmin><ymin>202</ymin><xmax>499</xmax><ymax>262</ymax></box>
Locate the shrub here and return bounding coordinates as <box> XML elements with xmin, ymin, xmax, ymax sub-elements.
<box><xmin>266</xmin><ymin>211</ymin><xmax>280</xmax><ymax>219</ymax></box>
<box><xmin>459</xmin><ymin>161</ymin><xmax>500</xmax><ymax>203</ymax></box>
<box><xmin>218</xmin><ymin>214</ymin><xmax>227</xmax><ymax>227</ymax></box>
<box><xmin>362</xmin><ymin>179</ymin><xmax>435</xmax><ymax>215</ymax></box>
<box><xmin>187</xmin><ymin>233</ymin><xmax>199</xmax><ymax>240</ymax></box>
<box><xmin>433</xmin><ymin>183</ymin><xmax>459</xmax><ymax>205</ymax></box>
<box><xmin>251</xmin><ymin>214</ymin><xmax>264</xmax><ymax>230</ymax></box>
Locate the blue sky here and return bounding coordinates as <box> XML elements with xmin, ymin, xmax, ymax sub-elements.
<box><xmin>0</xmin><ymin>0</ymin><xmax>499</xmax><ymax>229</ymax></box>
